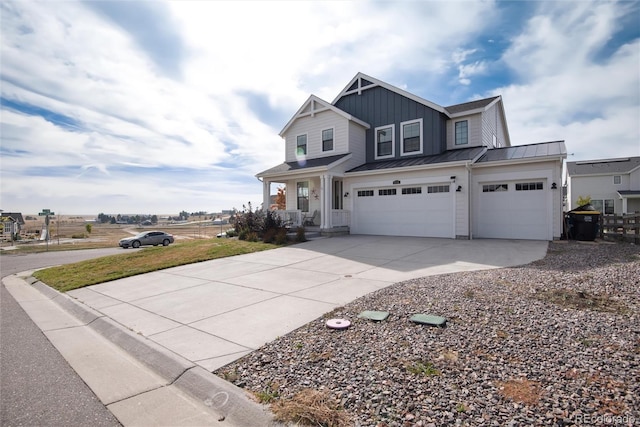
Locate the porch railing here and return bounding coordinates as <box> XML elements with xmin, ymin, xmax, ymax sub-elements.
<box><xmin>274</xmin><ymin>210</ymin><xmax>302</xmax><ymax>227</ymax></box>
<box><xmin>331</xmin><ymin>209</ymin><xmax>350</xmax><ymax>227</ymax></box>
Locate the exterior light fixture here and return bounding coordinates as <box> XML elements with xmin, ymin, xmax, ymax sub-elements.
<box><xmin>456</xmin><ymin>186</ymin><xmax>462</xmax><ymax>192</ymax></box>
<box><xmin>393</xmin><ymin>180</ymin><xmax>401</xmax><ymax>185</ymax></box>
<box><xmin>344</xmin><ymin>192</ymin><xmax>349</xmax><ymax>198</ymax></box>
<box><xmin>551</xmin><ymin>183</ymin><xmax>557</xmax><ymax>189</ymax></box>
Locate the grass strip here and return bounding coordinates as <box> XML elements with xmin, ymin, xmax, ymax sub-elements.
<box><xmin>32</xmin><ymin>239</ymin><xmax>277</xmax><ymax>292</ymax></box>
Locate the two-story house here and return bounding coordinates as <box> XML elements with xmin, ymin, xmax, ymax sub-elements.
<box><xmin>566</xmin><ymin>156</ymin><xmax>640</xmax><ymax>214</ymax></box>
<box><xmin>257</xmin><ymin>73</ymin><xmax>566</xmax><ymax>240</ymax></box>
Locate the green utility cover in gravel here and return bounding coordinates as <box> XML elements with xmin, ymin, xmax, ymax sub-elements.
<box><xmin>358</xmin><ymin>311</ymin><xmax>390</xmax><ymax>321</ymax></box>
<box><xmin>410</xmin><ymin>314</ymin><xmax>447</xmax><ymax>326</ymax></box>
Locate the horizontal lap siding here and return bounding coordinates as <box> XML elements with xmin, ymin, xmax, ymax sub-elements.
<box><xmin>284</xmin><ymin>110</ymin><xmax>350</xmax><ymax>162</ymax></box>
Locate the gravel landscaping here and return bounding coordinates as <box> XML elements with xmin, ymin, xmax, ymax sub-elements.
<box><xmin>217</xmin><ymin>241</ymin><xmax>640</xmax><ymax>426</ymax></box>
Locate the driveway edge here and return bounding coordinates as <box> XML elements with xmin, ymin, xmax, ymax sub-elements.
<box><xmin>28</xmin><ymin>277</ymin><xmax>279</xmax><ymax>426</ymax></box>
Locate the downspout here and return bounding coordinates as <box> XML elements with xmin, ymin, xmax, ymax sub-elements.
<box><xmin>466</xmin><ymin>161</ymin><xmax>473</xmax><ymax>240</ymax></box>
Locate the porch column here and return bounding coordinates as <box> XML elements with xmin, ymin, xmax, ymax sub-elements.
<box><xmin>262</xmin><ymin>179</ymin><xmax>270</xmax><ymax>211</ymax></box>
<box><xmin>320</xmin><ymin>174</ymin><xmax>332</xmax><ymax>229</ymax></box>
<box><xmin>621</xmin><ymin>196</ymin><xmax>627</xmax><ymax>214</ymax></box>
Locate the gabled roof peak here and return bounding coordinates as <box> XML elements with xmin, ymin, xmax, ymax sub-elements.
<box><xmin>279</xmin><ymin>94</ymin><xmax>369</xmax><ymax>137</ymax></box>
<box><xmin>333</xmin><ymin>72</ymin><xmax>446</xmax><ymax>114</ymax></box>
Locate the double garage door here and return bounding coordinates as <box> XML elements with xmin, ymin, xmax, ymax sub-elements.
<box><xmin>475</xmin><ymin>179</ymin><xmax>550</xmax><ymax>240</ymax></box>
<box><xmin>352</xmin><ymin>184</ymin><xmax>454</xmax><ymax>238</ymax></box>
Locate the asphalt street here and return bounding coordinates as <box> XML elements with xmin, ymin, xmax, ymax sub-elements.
<box><xmin>0</xmin><ymin>248</ymin><xmax>126</xmax><ymax>427</ymax></box>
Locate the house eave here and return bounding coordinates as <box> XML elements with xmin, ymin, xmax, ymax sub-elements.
<box><xmin>333</xmin><ymin>72</ymin><xmax>447</xmax><ymax>115</ymax></box>
<box><xmin>472</xmin><ymin>155</ymin><xmax>566</xmax><ymax>169</ymax></box>
<box><xmin>345</xmin><ymin>160</ymin><xmax>472</xmax><ymax>177</ymax></box>
<box><xmin>257</xmin><ymin>153</ymin><xmax>353</xmax><ymax>180</ymax></box>
<box><xmin>279</xmin><ymin>95</ymin><xmax>370</xmax><ymax>137</ymax></box>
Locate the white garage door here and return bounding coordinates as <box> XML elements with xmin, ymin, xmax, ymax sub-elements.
<box><xmin>475</xmin><ymin>180</ymin><xmax>549</xmax><ymax>240</ymax></box>
<box><xmin>352</xmin><ymin>185</ymin><xmax>453</xmax><ymax>238</ymax></box>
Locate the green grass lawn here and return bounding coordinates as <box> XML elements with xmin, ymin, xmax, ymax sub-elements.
<box><xmin>32</xmin><ymin>239</ymin><xmax>278</xmax><ymax>292</ymax></box>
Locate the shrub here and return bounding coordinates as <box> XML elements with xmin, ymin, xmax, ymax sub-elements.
<box><xmin>274</xmin><ymin>228</ymin><xmax>288</xmax><ymax>245</ymax></box>
<box><xmin>234</xmin><ymin>202</ymin><xmax>287</xmax><ymax>242</ymax></box>
<box><xmin>295</xmin><ymin>227</ymin><xmax>307</xmax><ymax>242</ymax></box>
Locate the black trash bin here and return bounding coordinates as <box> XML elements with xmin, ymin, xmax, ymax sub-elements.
<box><xmin>566</xmin><ymin>204</ymin><xmax>600</xmax><ymax>241</ymax></box>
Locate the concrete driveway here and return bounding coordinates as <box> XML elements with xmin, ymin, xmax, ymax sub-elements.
<box><xmin>66</xmin><ymin>235</ymin><xmax>547</xmax><ymax>372</ymax></box>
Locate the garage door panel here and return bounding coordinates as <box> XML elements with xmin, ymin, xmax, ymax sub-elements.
<box><xmin>353</xmin><ymin>188</ymin><xmax>453</xmax><ymax>238</ymax></box>
<box><xmin>476</xmin><ymin>180</ymin><xmax>548</xmax><ymax>240</ymax></box>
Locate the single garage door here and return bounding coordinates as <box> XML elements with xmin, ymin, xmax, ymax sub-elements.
<box><xmin>475</xmin><ymin>180</ymin><xmax>549</xmax><ymax>240</ymax></box>
<box><xmin>352</xmin><ymin>184</ymin><xmax>453</xmax><ymax>238</ymax></box>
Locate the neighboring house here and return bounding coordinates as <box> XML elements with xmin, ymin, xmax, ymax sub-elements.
<box><xmin>0</xmin><ymin>212</ymin><xmax>25</xmax><ymax>240</ymax></box>
<box><xmin>257</xmin><ymin>73</ymin><xmax>566</xmax><ymax>240</ymax></box>
<box><xmin>566</xmin><ymin>156</ymin><xmax>640</xmax><ymax>214</ymax></box>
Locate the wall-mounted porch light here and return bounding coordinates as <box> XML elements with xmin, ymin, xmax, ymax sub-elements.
<box><xmin>551</xmin><ymin>183</ymin><xmax>557</xmax><ymax>189</ymax></box>
<box><xmin>456</xmin><ymin>186</ymin><xmax>462</xmax><ymax>192</ymax></box>
<box><xmin>344</xmin><ymin>192</ymin><xmax>349</xmax><ymax>198</ymax></box>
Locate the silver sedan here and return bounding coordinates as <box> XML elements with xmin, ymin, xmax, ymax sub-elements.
<box><xmin>119</xmin><ymin>231</ymin><xmax>174</xmax><ymax>248</ymax></box>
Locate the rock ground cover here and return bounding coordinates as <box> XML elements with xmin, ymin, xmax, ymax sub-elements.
<box><xmin>217</xmin><ymin>241</ymin><xmax>640</xmax><ymax>426</ymax></box>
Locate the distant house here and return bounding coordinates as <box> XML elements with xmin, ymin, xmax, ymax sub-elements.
<box><xmin>1</xmin><ymin>212</ymin><xmax>25</xmax><ymax>240</ymax></box>
<box><xmin>257</xmin><ymin>72</ymin><xmax>566</xmax><ymax>240</ymax></box>
<box><xmin>566</xmin><ymin>156</ymin><xmax>640</xmax><ymax>214</ymax></box>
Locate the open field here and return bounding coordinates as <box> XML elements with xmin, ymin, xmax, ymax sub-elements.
<box><xmin>2</xmin><ymin>215</ymin><xmax>233</xmax><ymax>252</ymax></box>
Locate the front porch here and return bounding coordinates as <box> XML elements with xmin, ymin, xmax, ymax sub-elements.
<box><xmin>274</xmin><ymin>209</ymin><xmax>351</xmax><ymax>237</ymax></box>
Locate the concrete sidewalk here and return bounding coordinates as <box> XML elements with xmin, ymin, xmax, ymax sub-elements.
<box><xmin>4</xmin><ymin>235</ymin><xmax>547</xmax><ymax>426</ymax></box>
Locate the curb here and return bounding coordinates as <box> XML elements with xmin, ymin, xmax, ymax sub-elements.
<box><xmin>25</xmin><ymin>277</ymin><xmax>280</xmax><ymax>427</ymax></box>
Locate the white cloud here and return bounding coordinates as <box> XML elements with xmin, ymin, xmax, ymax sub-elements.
<box><xmin>1</xmin><ymin>0</ymin><xmax>637</xmax><ymax>215</ymax></box>
<box><xmin>495</xmin><ymin>2</ymin><xmax>640</xmax><ymax>160</ymax></box>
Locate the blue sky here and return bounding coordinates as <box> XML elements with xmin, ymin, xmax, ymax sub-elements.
<box><xmin>1</xmin><ymin>0</ymin><xmax>638</xmax><ymax>215</ymax></box>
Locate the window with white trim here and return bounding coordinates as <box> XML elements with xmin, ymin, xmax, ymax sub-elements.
<box><xmin>296</xmin><ymin>134</ymin><xmax>307</xmax><ymax>156</ymax></box>
<box><xmin>378</xmin><ymin>188</ymin><xmax>397</xmax><ymax>196</ymax></box>
<box><xmin>427</xmin><ymin>185</ymin><xmax>450</xmax><ymax>193</ymax></box>
<box><xmin>483</xmin><ymin>184</ymin><xmax>508</xmax><ymax>192</ymax></box>
<box><xmin>591</xmin><ymin>199</ymin><xmax>614</xmax><ymax>214</ymax></box>
<box><xmin>357</xmin><ymin>190</ymin><xmax>374</xmax><ymax>197</ymax></box>
<box><xmin>455</xmin><ymin>120</ymin><xmax>468</xmax><ymax>145</ymax></box>
<box><xmin>515</xmin><ymin>182</ymin><xmax>543</xmax><ymax>191</ymax></box>
<box><xmin>401</xmin><ymin>119</ymin><xmax>422</xmax><ymax>155</ymax></box>
<box><xmin>402</xmin><ymin>187</ymin><xmax>422</xmax><ymax>195</ymax></box>
<box><xmin>375</xmin><ymin>125</ymin><xmax>394</xmax><ymax>159</ymax></box>
<box><xmin>613</xmin><ymin>175</ymin><xmax>621</xmax><ymax>184</ymax></box>
<box><xmin>322</xmin><ymin>128</ymin><xmax>334</xmax><ymax>152</ymax></box>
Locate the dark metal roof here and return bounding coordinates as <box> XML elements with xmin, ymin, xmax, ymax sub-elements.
<box><xmin>618</xmin><ymin>190</ymin><xmax>640</xmax><ymax>196</ymax></box>
<box><xmin>567</xmin><ymin>156</ymin><xmax>640</xmax><ymax>176</ymax></box>
<box><xmin>475</xmin><ymin>141</ymin><xmax>566</xmax><ymax>163</ymax></box>
<box><xmin>444</xmin><ymin>96</ymin><xmax>500</xmax><ymax>115</ymax></box>
<box><xmin>0</xmin><ymin>212</ymin><xmax>25</xmax><ymax>224</ymax></box>
<box><xmin>257</xmin><ymin>154</ymin><xmax>350</xmax><ymax>176</ymax></box>
<box><xmin>346</xmin><ymin>147</ymin><xmax>485</xmax><ymax>173</ymax></box>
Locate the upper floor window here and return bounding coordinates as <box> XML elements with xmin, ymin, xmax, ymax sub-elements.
<box><xmin>375</xmin><ymin>125</ymin><xmax>394</xmax><ymax>159</ymax></box>
<box><xmin>455</xmin><ymin>121</ymin><xmax>468</xmax><ymax>145</ymax></box>
<box><xmin>322</xmin><ymin>129</ymin><xmax>334</xmax><ymax>152</ymax></box>
<box><xmin>296</xmin><ymin>134</ymin><xmax>307</xmax><ymax>156</ymax></box>
<box><xmin>401</xmin><ymin>119</ymin><xmax>422</xmax><ymax>155</ymax></box>
<box><xmin>613</xmin><ymin>175</ymin><xmax>621</xmax><ymax>184</ymax></box>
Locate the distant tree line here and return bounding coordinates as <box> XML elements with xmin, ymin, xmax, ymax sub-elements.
<box><xmin>96</xmin><ymin>213</ymin><xmax>158</xmax><ymax>225</ymax></box>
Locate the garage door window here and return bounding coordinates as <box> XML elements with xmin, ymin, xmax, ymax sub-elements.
<box><xmin>402</xmin><ymin>187</ymin><xmax>422</xmax><ymax>195</ymax></box>
<box><xmin>483</xmin><ymin>184</ymin><xmax>508</xmax><ymax>192</ymax></box>
<box><xmin>378</xmin><ymin>189</ymin><xmax>397</xmax><ymax>196</ymax></box>
<box><xmin>357</xmin><ymin>190</ymin><xmax>374</xmax><ymax>197</ymax></box>
<box><xmin>516</xmin><ymin>182</ymin><xmax>543</xmax><ymax>191</ymax></box>
<box><xmin>427</xmin><ymin>185</ymin><xmax>450</xmax><ymax>193</ymax></box>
